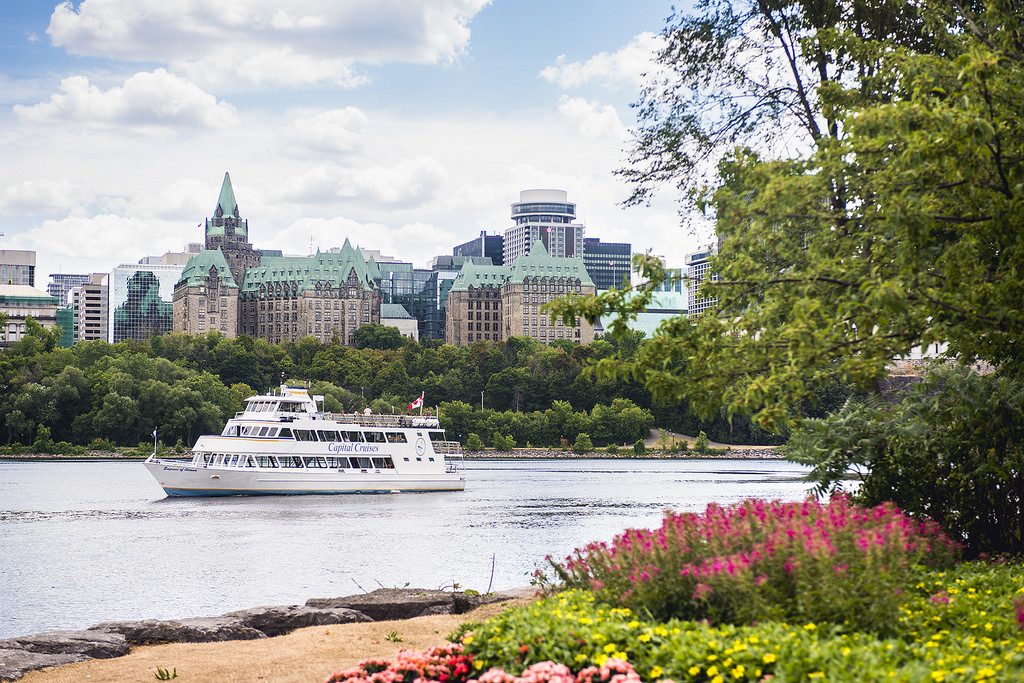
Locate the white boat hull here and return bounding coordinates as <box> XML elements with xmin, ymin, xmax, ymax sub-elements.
<box><xmin>145</xmin><ymin>460</ymin><xmax>466</xmax><ymax>497</ymax></box>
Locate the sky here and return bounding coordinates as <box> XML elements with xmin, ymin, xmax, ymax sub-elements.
<box><xmin>0</xmin><ymin>0</ymin><xmax>710</xmax><ymax>283</ymax></box>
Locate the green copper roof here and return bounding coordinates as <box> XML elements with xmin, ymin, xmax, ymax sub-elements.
<box><xmin>215</xmin><ymin>172</ymin><xmax>237</xmax><ymax>218</ymax></box>
<box><xmin>509</xmin><ymin>240</ymin><xmax>595</xmax><ymax>286</ymax></box>
<box><xmin>448</xmin><ymin>263</ymin><xmax>509</xmax><ymax>292</ymax></box>
<box><xmin>381</xmin><ymin>303</ymin><xmax>414</xmax><ymax>319</ymax></box>
<box><xmin>177</xmin><ymin>249</ymin><xmax>239</xmax><ymax>288</ymax></box>
<box><xmin>240</xmin><ymin>239</ymin><xmax>378</xmax><ymax>294</ymax></box>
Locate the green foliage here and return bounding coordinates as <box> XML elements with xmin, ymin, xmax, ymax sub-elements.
<box><xmin>633</xmin><ymin>439</ymin><xmax>646</xmax><ymax>455</ymax></box>
<box><xmin>154</xmin><ymin>667</ymin><xmax>177</xmax><ymax>680</ymax></box>
<box><xmin>465</xmin><ymin>433</ymin><xmax>484</xmax><ymax>451</ymax></box>
<box><xmin>694</xmin><ymin>431</ymin><xmax>710</xmax><ymax>455</ymax></box>
<box><xmin>572</xmin><ymin>432</ymin><xmax>594</xmax><ymax>455</ymax></box>
<box><xmin>353</xmin><ymin>323</ymin><xmax>407</xmax><ymax>350</ymax></box>
<box><xmin>788</xmin><ymin>365</ymin><xmax>1024</xmax><ymax>557</ymax></box>
<box><xmin>605</xmin><ymin>444</ymin><xmax>619</xmax><ymax>455</ymax></box>
<box><xmin>491</xmin><ymin>432</ymin><xmax>516</xmax><ymax>452</ymax></box>
<box><xmin>550</xmin><ymin>1</ymin><xmax>1024</xmax><ymax>430</ymax></box>
<box><xmin>384</xmin><ymin>630</ymin><xmax>403</xmax><ymax>643</ymax></box>
<box><xmin>456</xmin><ymin>562</ymin><xmax>1024</xmax><ymax>681</ymax></box>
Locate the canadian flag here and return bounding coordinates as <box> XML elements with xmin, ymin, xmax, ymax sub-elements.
<box><xmin>407</xmin><ymin>392</ymin><xmax>424</xmax><ymax>411</ymax></box>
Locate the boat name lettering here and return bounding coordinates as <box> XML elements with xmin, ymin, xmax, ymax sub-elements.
<box><xmin>162</xmin><ymin>466</ymin><xmax>197</xmax><ymax>472</ymax></box>
<box><xmin>327</xmin><ymin>443</ymin><xmax>380</xmax><ymax>453</ymax></box>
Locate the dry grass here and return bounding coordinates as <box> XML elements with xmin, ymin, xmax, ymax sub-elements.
<box><xmin>20</xmin><ymin>599</ymin><xmax>528</xmax><ymax>683</ymax></box>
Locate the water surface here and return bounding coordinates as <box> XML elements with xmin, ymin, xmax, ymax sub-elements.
<box><xmin>0</xmin><ymin>458</ymin><xmax>810</xmax><ymax>638</ymax></box>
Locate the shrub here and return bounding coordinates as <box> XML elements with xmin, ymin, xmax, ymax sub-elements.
<box><xmin>492</xmin><ymin>432</ymin><xmax>516</xmax><ymax>451</ymax></box>
<box><xmin>573</xmin><ymin>433</ymin><xmax>594</xmax><ymax>454</ymax></box>
<box><xmin>633</xmin><ymin>440</ymin><xmax>646</xmax><ymax>455</ymax></box>
<box><xmin>673</xmin><ymin>440</ymin><xmax>689</xmax><ymax>453</ymax></box>
<box><xmin>466</xmin><ymin>433</ymin><xmax>485</xmax><ymax>451</ymax></box>
<box><xmin>457</xmin><ymin>564</ymin><xmax>1024</xmax><ymax>682</ymax></box>
<box><xmin>787</xmin><ymin>365</ymin><xmax>1024</xmax><ymax>556</ymax></box>
<box><xmin>546</xmin><ymin>496</ymin><xmax>959</xmax><ymax>633</ymax></box>
<box><xmin>693</xmin><ymin>431</ymin><xmax>710</xmax><ymax>454</ymax></box>
<box><xmin>606</xmin><ymin>444</ymin><xmax>619</xmax><ymax>455</ymax></box>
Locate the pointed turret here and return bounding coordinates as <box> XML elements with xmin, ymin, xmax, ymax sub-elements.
<box><xmin>214</xmin><ymin>172</ymin><xmax>239</xmax><ymax>219</ymax></box>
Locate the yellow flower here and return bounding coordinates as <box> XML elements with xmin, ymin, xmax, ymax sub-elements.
<box><xmin>638</xmin><ymin>633</ymin><xmax>652</xmax><ymax>643</ymax></box>
<box><xmin>732</xmin><ymin>665</ymin><xmax>745</xmax><ymax>678</ymax></box>
<box><xmin>688</xmin><ymin>665</ymin><xmax>702</xmax><ymax>676</ymax></box>
<box><xmin>984</xmin><ymin>623</ymin><xmax>993</xmax><ymax>631</ymax></box>
<box><xmin>654</xmin><ymin>626</ymin><xmax>669</xmax><ymax>637</ymax></box>
<box><xmin>976</xmin><ymin>668</ymin><xmax>997</xmax><ymax>680</ymax></box>
<box><xmin>707</xmin><ymin>665</ymin><xmax>720</xmax><ymax>677</ymax></box>
<box><xmin>649</xmin><ymin>666</ymin><xmax>663</xmax><ymax>679</ymax></box>
<box><xmin>747</xmin><ymin>635</ymin><xmax>760</xmax><ymax>645</ymax></box>
<box><xmin>931</xmin><ymin>672</ymin><xmax>946</xmax><ymax>682</ymax></box>
<box><xmin>809</xmin><ymin>672</ymin><xmax>825</xmax><ymax>679</ymax></box>
<box><xmin>707</xmin><ymin>654</ymin><xmax>718</xmax><ymax>661</ymax></box>
<box><xmin>712</xmin><ymin>677</ymin><xmax>724</xmax><ymax>683</ymax></box>
<box><xmin>462</xmin><ymin>635</ymin><xmax>474</xmax><ymax>645</ymax></box>
<box><xmin>574</xmin><ymin>654</ymin><xmax>587</xmax><ymax>663</ymax></box>
<box><xmin>841</xmin><ymin>647</ymin><xmax>851</xmax><ymax>657</ymax></box>
<box><xmin>627</xmin><ymin>620</ymin><xmax>640</xmax><ymax>629</ymax></box>
<box><xmin>803</xmin><ymin>623</ymin><xmax>817</xmax><ymax>631</ymax></box>
<box><xmin>474</xmin><ymin>660</ymin><xmax>484</xmax><ymax>671</ymax></box>
<box><xmin>763</xmin><ymin>653</ymin><xmax>778</xmax><ymax>664</ymax></box>
<box><xmin>604</xmin><ymin>643</ymin><xmax>617</xmax><ymax>653</ymax></box>
<box><xmin>594</xmin><ymin>654</ymin><xmax>608</xmax><ymax>666</ymax></box>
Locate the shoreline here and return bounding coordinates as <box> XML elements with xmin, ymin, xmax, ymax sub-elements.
<box><xmin>0</xmin><ymin>448</ymin><xmax>782</xmax><ymax>463</ymax></box>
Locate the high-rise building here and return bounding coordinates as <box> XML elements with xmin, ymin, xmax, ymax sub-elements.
<box><xmin>204</xmin><ymin>172</ymin><xmax>260</xmax><ymax>287</ymax></box>
<box><xmin>454</xmin><ymin>231</ymin><xmax>504</xmax><ymax>266</ymax></box>
<box><xmin>582</xmin><ymin>237</ymin><xmax>632</xmax><ymax>290</ymax></box>
<box><xmin>503</xmin><ymin>189</ymin><xmax>585</xmax><ymax>265</ymax></box>
<box><xmin>47</xmin><ymin>273</ymin><xmax>91</xmax><ymax>307</ymax></box>
<box><xmin>70</xmin><ymin>273</ymin><xmax>108</xmax><ymax>342</ymax></box>
<box><xmin>0</xmin><ymin>250</ymin><xmax>36</xmax><ymax>287</ymax></box>
<box><xmin>138</xmin><ymin>244</ymin><xmax>202</xmax><ymax>266</ymax></box>
<box><xmin>685</xmin><ymin>248</ymin><xmax>717</xmax><ymax>315</ymax></box>
<box><xmin>446</xmin><ymin>240</ymin><xmax>597</xmax><ymax>346</ymax></box>
<box><xmin>0</xmin><ymin>284</ymin><xmax>57</xmax><ymax>348</ymax></box>
<box><xmin>110</xmin><ymin>263</ymin><xmax>185</xmax><ymax>342</ymax></box>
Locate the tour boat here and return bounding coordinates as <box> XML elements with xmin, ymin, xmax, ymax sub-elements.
<box><xmin>144</xmin><ymin>385</ymin><xmax>465</xmax><ymax>496</ymax></box>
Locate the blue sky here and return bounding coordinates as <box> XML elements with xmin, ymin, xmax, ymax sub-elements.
<box><xmin>0</xmin><ymin>0</ymin><xmax>706</xmax><ymax>282</ymax></box>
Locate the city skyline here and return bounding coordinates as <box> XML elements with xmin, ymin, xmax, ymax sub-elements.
<box><xmin>0</xmin><ymin>0</ymin><xmax>709</xmax><ymax>285</ymax></box>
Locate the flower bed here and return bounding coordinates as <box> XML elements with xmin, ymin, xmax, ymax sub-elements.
<box><xmin>544</xmin><ymin>496</ymin><xmax>960</xmax><ymax>633</ymax></box>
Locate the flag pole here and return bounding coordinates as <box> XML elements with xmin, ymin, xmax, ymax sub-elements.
<box><xmin>419</xmin><ymin>392</ymin><xmax>424</xmax><ymax>416</ymax></box>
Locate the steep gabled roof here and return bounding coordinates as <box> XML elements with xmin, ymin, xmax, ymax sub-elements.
<box><xmin>177</xmin><ymin>249</ymin><xmax>239</xmax><ymax>288</ymax></box>
<box><xmin>240</xmin><ymin>240</ymin><xmax>379</xmax><ymax>294</ymax></box>
<box><xmin>448</xmin><ymin>263</ymin><xmax>509</xmax><ymax>292</ymax></box>
<box><xmin>509</xmin><ymin>240</ymin><xmax>595</xmax><ymax>286</ymax></box>
<box><xmin>215</xmin><ymin>172</ymin><xmax>238</xmax><ymax>218</ymax></box>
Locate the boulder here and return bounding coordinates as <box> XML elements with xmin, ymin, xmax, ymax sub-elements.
<box><xmin>305</xmin><ymin>588</ymin><xmax>513</xmax><ymax>621</ymax></box>
<box><xmin>0</xmin><ymin>630</ymin><xmax>128</xmax><ymax>659</ymax></box>
<box><xmin>224</xmin><ymin>605</ymin><xmax>371</xmax><ymax>637</ymax></box>
<box><xmin>0</xmin><ymin>648</ymin><xmax>87</xmax><ymax>682</ymax></box>
<box><xmin>89</xmin><ymin>616</ymin><xmax>265</xmax><ymax>646</ymax></box>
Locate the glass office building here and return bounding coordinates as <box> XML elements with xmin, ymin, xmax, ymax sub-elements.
<box><xmin>109</xmin><ymin>263</ymin><xmax>184</xmax><ymax>342</ymax></box>
<box><xmin>582</xmin><ymin>237</ymin><xmax>632</xmax><ymax>290</ymax></box>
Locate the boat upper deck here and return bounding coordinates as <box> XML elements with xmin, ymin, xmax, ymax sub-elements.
<box><xmin>232</xmin><ymin>386</ymin><xmax>441</xmax><ymax>430</ymax></box>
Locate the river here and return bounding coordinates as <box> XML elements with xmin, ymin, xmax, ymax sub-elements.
<box><xmin>0</xmin><ymin>458</ymin><xmax>811</xmax><ymax>638</ymax></box>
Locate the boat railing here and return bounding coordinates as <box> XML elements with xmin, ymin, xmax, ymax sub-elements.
<box><xmin>324</xmin><ymin>412</ymin><xmax>441</xmax><ymax>428</ymax></box>
<box><xmin>433</xmin><ymin>440</ymin><xmax>463</xmax><ymax>455</ymax></box>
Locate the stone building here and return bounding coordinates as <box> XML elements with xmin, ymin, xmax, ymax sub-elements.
<box><xmin>0</xmin><ymin>284</ymin><xmax>57</xmax><ymax>348</ymax></box>
<box><xmin>204</xmin><ymin>172</ymin><xmax>260</xmax><ymax>287</ymax></box>
<box><xmin>172</xmin><ymin>248</ymin><xmax>239</xmax><ymax>337</ymax></box>
<box><xmin>238</xmin><ymin>239</ymin><xmax>382</xmax><ymax>345</ymax></box>
<box><xmin>445</xmin><ymin>263</ymin><xmax>508</xmax><ymax>345</ymax></box>
<box><xmin>445</xmin><ymin>241</ymin><xmax>596</xmax><ymax>346</ymax></box>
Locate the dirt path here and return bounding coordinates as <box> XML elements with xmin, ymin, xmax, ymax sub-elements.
<box><xmin>20</xmin><ymin>600</ymin><xmax>527</xmax><ymax>683</ymax></box>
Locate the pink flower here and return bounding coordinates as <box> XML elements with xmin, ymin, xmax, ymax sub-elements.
<box><xmin>693</xmin><ymin>582</ymin><xmax>713</xmax><ymax>599</ymax></box>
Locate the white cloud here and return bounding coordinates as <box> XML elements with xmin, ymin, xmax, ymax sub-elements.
<box><xmin>46</xmin><ymin>0</ymin><xmax>491</xmax><ymax>90</ymax></box>
<box><xmin>0</xmin><ymin>178</ymin><xmax>94</xmax><ymax>214</ymax></box>
<box><xmin>283</xmin><ymin>107</ymin><xmax>368</xmax><ymax>155</ymax></box>
<box><xmin>557</xmin><ymin>96</ymin><xmax>628</xmax><ymax>139</ymax></box>
<box><xmin>25</xmin><ymin>31</ymin><xmax>40</xmax><ymax>43</ymax></box>
<box><xmin>14</xmin><ymin>69</ymin><xmax>238</xmax><ymax>129</ymax></box>
<box><xmin>540</xmin><ymin>31</ymin><xmax>664</xmax><ymax>89</ymax></box>
<box><xmin>264</xmin><ymin>216</ymin><xmax>457</xmax><ymax>259</ymax></box>
<box><xmin>278</xmin><ymin>157</ymin><xmax>447</xmax><ymax>206</ymax></box>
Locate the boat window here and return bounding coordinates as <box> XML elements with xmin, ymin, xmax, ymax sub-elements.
<box><xmin>372</xmin><ymin>457</ymin><xmax>395</xmax><ymax>469</ymax></box>
<box><xmin>291</xmin><ymin>457</ymin><xmax>304</xmax><ymax>468</ymax></box>
<box><xmin>326</xmin><ymin>457</ymin><xmax>350</xmax><ymax>468</ymax></box>
<box><xmin>354</xmin><ymin>457</ymin><xmax>373</xmax><ymax>469</ymax></box>
<box><xmin>245</xmin><ymin>456</ymin><xmax>256</xmax><ymax>467</ymax></box>
<box><xmin>222</xmin><ymin>425</ymin><xmax>239</xmax><ymax>436</ymax></box>
<box><xmin>202</xmin><ymin>453</ymin><xmax>212</xmax><ymax>465</ymax></box>
<box><xmin>429</xmin><ymin>457</ymin><xmax>435</xmax><ymax>462</ymax></box>
<box><xmin>268</xmin><ymin>428</ymin><xmax>279</xmax><ymax>437</ymax></box>
<box><xmin>316</xmin><ymin>430</ymin><xmax>336</xmax><ymax>442</ymax></box>
<box><xmin>343</xmin><ymin>431</ymin><xmax>363</xmax><ymax>442</ymax></box>
<box><xmin>304</xmin><ymin>457</ymin><xmax>327</xmax><ymax>468</ymax></box>
<box><xmin>258</xmin><ymin>427</ymin><xmax>270</xmax><ymax>437</ymax></box>
<box><xmin>364</xmin><ymin>431</ymin><xmax>386</xmax><ymax>443</ymax></box>
<box><xmin>257</xmin><ymin>456</ymin><xmax>277</xmax><ymax>467</ymax></box>
<box><xmin>294</xmin><ymin>429</ymin><xmax>311</xmax><ymax>441</ymax></box>
<box><xmin>385</xmin><ymin>432</ymin><xmax>407</xmax><ymax>443</ymax></box>
<box><xmin>279</xmin><ymin>428</ymin><xmax>293</xmax><ymax>439</ymax></box>
<box><xmin>230</xmin><ymin>455</ymin><xmax>240</xmax><ymax>467</ymax></box>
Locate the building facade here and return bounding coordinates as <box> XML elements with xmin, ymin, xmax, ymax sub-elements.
<box><xmin>582</xmin><ymin>237</ymin><xmax>632</xmax><ymax>290</ymax></box>
<box><xmin>237</xmin><ymin>240</ymin><xmax>382</xmax><ymax>345</ymax></box>
<box><xmin>172</xmin><ymin>248</ymin><xmax>239</xmax><ymax>337</ymax></box>
<box><xmin>70</xmin><ymin>273</ymin><xmax>108</xmax><ymax>342</ymax></box>
<box><xmin>445</xmin><ymin>241</ymin><xmax>596</xmax><ymax>346</ymax></box>
<box><xmin>204</xmin><ymin>172</ymin><xmax>260</xmax><ymax>287</ymax></box>
<box><xmin>685</xmin><ymin>248</ymin><xmax>718</xmax><ymax>315</ymax></box>
<box><xmin>0</xmin><ymin>285</ymin><xmax>57</xmax><ymax>348</ymax></box>
<box><xmin>110</xmin><ymin>263</ymin><xmax>184</xmax><ymax>342</ymax></box>
<box><xmin>47</xmin><ymin>273</ymin><xmax>90</xmax><ymax>307</ymax></box>
<box><xmin>0</xmin><ymin>250</ymin><xmax>36</xmax><ymax>287</ymax></box>
<box><xmin>381</xmin><ymin>303</ymin><xmax>419</xmax><ymax>341</ymax></box>
<box><xmin>503</xmin><ymin>189</ymin><xmax>585</xmax><ymax>265</ymax></box>
<box><xmin>454</xmin><ymin>231</ymin><xmax>505</xmax><ymax>265</ymax></box>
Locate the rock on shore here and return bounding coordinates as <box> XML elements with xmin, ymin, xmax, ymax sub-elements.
<box><xmin>305</xmin><ymin>587</ymin><xmax>511</xmax><ymax>620</ymax></box>
<box><xmin>0</xmin><ymin>630</ymin><xmax>129</xmax><ymax>681</ymax></box>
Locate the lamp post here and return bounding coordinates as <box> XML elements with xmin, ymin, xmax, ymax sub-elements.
<box><xmin>480</xmin><ymin>390</ymin><xmax>484</xmax><ymax>411</ymax></box>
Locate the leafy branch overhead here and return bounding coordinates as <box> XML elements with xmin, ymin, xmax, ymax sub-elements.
<box><xmin>552</xmin><ymin>0</ymin><xmax>1024</xmax><ymax>429</ymax></box>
